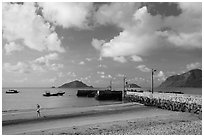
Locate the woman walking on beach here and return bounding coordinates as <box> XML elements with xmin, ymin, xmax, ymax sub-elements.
<box><xmin>36</xmin><ymin>104</ymin><xmax>41</xmax><ymax>117</ymax></box>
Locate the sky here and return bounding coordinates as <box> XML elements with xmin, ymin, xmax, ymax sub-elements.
<box><xmin>2</xmin><ymin>2</ymin><xmax>202</xmax><ymax>88</ymax></box>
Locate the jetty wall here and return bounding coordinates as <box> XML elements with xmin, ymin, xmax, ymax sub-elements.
<box><xmin>125</xmin><ymin>92</ymin><xmax>202</xmax><ymax>114</ymax></box>
<box><xmin>77</xmin><ymin>90</ymin><xmax>97</xmax><ymax>97</ymax></box>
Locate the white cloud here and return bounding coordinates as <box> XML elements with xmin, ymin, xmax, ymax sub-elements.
<box><xmin>101</xmin><ymin>74</ymin><xmax>112</xmax><ymax>79</ymax></box>
<box><xmin>31</xmin><ymin>53</ymin><xmax>63</xmax><ymax>71</ymax></box>
<box><xmin>86</xmin><ymin>58</ymin><xmax>92</xmax><ymax>61</ymax></box>
<box><xmin>154</xmin><ymin>71</ymin><xmax>166</xmax><ymax>81</ymax></box>
<box><xmin>92</xmin><ymin>3</ymin><xmax>201</xmax><ymax>60</ymax></box>
<box><xmin>49</xmin><ymin>77</ymin><xmax>57</xmax><ymax>83</ymax></box>
<box><xmin>136</xmin><ymin>65</ymin><xmax>151</xmax><ymax>72</ymax></box>
<box><xmin>67</xmin><ymin>72</ymin><xmax>77</xmax><ymax>77</ymax></box>
<box><xmin>91</xmin><ymin>38</ymin><xmax>105</xmax><ymax>51</ymax></box>
<box><xmin>3</xmin><ymin>62</ymin><xmax>31</xmax><ymax>74</ymax></box>
<box><xmin>186</xmin><ymin>62</ymin><xmax>201</xmax><ymax>70</ymax></box>
<box><xmin>98</xmin><ymin>64</ymin><xmax>107</xmax><ymax>68</ymax></box>
<box><xmin>39</xmin><ymin>2</ymin><xmax>93</xmax><ymax>29</ymax></box>
<box><xmin>113</xmin><ymin>56</ymin><xmax>127</xmax><ymax>63</ymax></box>
<box><xmin>4</xmin><ymin>42</ymin><xmax>24</xmax><ymax>55</ymax></box>
<box><xmin>94</xmin><ymin>3</ymin><xmax>141</xmax><ymax>28</ymax></box>
<box><xmin>116</xmin><ymin>73</ymin><xmax>125</xmax><ymax>77</ymax></box>
<box><xmin>50</xmin><ymin>64</ymin><xmax>64</xmax><ymax>71</ymax></box>
<box><xmin>131</xmin><ymin>55</ymin><xmax>143</xmax><ymax>62</ymax></box>
<box><xmin>2</xmin><ymin>3</ymin><xmax>65</xmax><ymax>53</ymax></box>
<box><xmin>79</xmin><ymin>61</ymin><xmax>85</xmax><ymax>65</ymax></box>
<box><xmin>97</xmin><ymin>71</ymin><xmax>105</xmax><ymax>75</ymax></box>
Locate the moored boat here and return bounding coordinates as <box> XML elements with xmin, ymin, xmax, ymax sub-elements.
<box><xmin>43</xmin><ymin>91</ymin><xmax>58</xmax><ymax>97</ymax></box>
<box><xmin>57</xmin><ymin>91</ymin><xmax>65</xmax><ymax>96</ymax></box>
<box><xmin>43</xmin><ymin>91</ymin><xmax>65</xmax><ymax>97</ymax></box>
<box><xmin>6</xmin><ymin>89</ymin><xmax>19</xmax><ymax>94</ymax></box>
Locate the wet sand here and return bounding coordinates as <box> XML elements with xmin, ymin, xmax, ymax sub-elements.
<box><xmin>2</xmin><ymin>102</ymin><xmax>201</xmax><ymax>135</ymax></box>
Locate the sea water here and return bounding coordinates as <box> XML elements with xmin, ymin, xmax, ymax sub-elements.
<box><xmin>2</xmin><ymin>87</ymin><xmax>202</xmax><ymax>112</ymax></box>
<box><xmin>2</xmin><ymin>87</ymin><xmax>122</xmax><ymax>112</ymax></box>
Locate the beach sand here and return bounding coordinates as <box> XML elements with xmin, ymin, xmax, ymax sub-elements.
<box><xmin>2</xmin><ymin>102</ymin><xmax>201</xmax><ymax>135</ymax></box>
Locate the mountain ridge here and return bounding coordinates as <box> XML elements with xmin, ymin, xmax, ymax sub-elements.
<box><xmin>159</xmin><ymin>69</ymin><xmax>202</xmax><ymax>88</ymax></box>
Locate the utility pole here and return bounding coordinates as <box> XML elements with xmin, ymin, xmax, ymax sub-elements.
<box><xmin>151</xmin><ymin>69</ymin><xmax>156</xmax><ymax>94</ymax></box>
<box><xmin>110</xmin><ymin>79</ymin><xmax>112</xmax><ymax>91</ymax></box>
<box><xmin>123</xmin><ymin>75</ymin><xmax>126</xmax><ymax>101</ymax></box>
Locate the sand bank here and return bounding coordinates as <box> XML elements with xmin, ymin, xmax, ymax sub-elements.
<box><xmin>25</xmin><ymin>113</ymin><xmax>201</xmax><ymax>135</ymax></box>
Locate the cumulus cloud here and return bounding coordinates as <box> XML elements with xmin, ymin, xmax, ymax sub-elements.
<box><xmin>4</xmin><ymin>53</ymin><xmax>64</xmax><ymax>73</ymax></box>
<box><xmin>92</xmin><ymin>3</ymin><xmax>201</xmax><ymax>62</ymax></box>
<box><xmin>67</xmin><ymin>72</ymin><xmax>77</xmax><ymax>77</ymax></box>
<box><xmin>131</xmin><ymin>55</ymin><xmax>143</xmax><ymax>62</ymax></box>
<box><xmin>49</xmin><ymin>77</ymin><xmax>57</xmax><ymax>83</ymax></box>
<box><xmin>31</xmin><ymin>53</ymin><xmax>63</xmax><ymax>71</ymax></box>
<box><xmin>97</xmin><ymin>71</ymin><xmax>105</xmax><ymax>75</ymax></box>
<box><xmin>79</xmin><ymin>61</ymin><xmax>85</xmax><ymax>65</ymax></box>
<box><xmin>113</xmin><ymin>56</ymin><xmax>127</xmax><ymax>63</ymax></box>
<box><xmin>3</xmin><ymin>62</ymin><xmax>31</xmax><ymax>73</ymax></box>
<box><xmin>86</xmin><ymin>58</ymin><xmax>92</xmax><ymax>61</ymax></box>
<box><xmin>186</xmin><ymin>62</ymin><xmax>202</xmax><ymax>70</ymax></box>
<box><xmin>4</xmin><ymin>42</ymin><xmax>23</xmax><ymax>55</ymax></box>
<box><xmin>101</xmin><ymin>74</ymin><xmax>112</xmax><ymax>79</ymax></box>
<box><xmin>2</xmin><ymin>3</ymin><xmax>65</xmax><ymax>53</ymax></box>
<box><xmin>50</xmin><ymin>64</ymin><xmax>64</xmax><ymax>71</ymax></box>
<box><xmin>39</xmin><ymin>2</ymin><xmax>93</xmax><ymax>29</ymax></box>
<box><xmin>94</xmin><ymin>3</ymin><xmax>141</xmax><ymax>28</ymax></box>
<box><xmin>136</xmin><ymin>65</ymin><xmax>151</xmax><ymax>72</ymax></box>
<box><xmin>154</xmin><ymin>70</ymin><xmax>166</xmax><ymax>81</ymax></box>
<box><xmin>116</xmin><ymin>73</ymin><xmax>125</xmax><ymax>77</ymax></box>
<box><xmin>98</xmin><ymin>64</ymin><xmax>108</xmax><ymax>68</ymax></box>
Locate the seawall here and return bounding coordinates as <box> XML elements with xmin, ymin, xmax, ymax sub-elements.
<box><xmin>125</xmin><ymin>92</ymin><xmax>202</xmax><ymax>115</ymax></box>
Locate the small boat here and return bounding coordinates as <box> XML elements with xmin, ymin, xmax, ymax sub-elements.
<box><xmin>43</xmin><ymin>91</ymin><xmax>58</xmax><ymax>97</ymax></box>
<box><xmin>6</xmin><ymin>89</ymin><xmax>19</xmax><ymax>94</ymax></box>
<box><xmin>43</xmin><ymin>91</ymin><xmax>65</xmax><ymax>97</ymax></box>
<box><xmin>57</xmin><ymin>91</ymin><xmax>65</xmax><ymax>96</ymax></box>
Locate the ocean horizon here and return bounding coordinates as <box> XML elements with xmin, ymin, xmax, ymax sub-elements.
<box><xmin>2</xmin><ymin>87</ymin><xmax>202</xmax><ymax>112</ymax></box>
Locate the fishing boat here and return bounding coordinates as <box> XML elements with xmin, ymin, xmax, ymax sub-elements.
<box><xmin>57</xmin><ymin>91</ymin><xmax>65</xmax><ymax>96</ymax></box>
<box><xmin>6</xmin><ymin>89</ymin><xmax>19</xmax><ymax>94</ymax></box>
<box><xmin>43</xmin><ymin>91</ymin><xmax>65</xmax><ymax>97</ymax></box>
<box><xmin>43</xmin><ymin>91</ymin><xmax>58</xmax><ymax>97</ymax></box>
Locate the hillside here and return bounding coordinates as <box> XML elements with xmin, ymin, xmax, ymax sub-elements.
<box><xmin>159</xmin><ymin>69</ymin><xmax>202</xmax><ymax>88</ymax></box>
<box><xmin>59</xmin><ymin>80</ymin><xmax>93</xmax><ymax>88</ymax></box>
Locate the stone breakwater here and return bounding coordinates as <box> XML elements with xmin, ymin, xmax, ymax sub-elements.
<box><xmin>125</xmin><ymin>92</ymin><xmax>202</xmax><ymax>114</ymax></box>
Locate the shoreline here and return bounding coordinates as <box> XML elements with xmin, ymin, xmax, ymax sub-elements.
<box><xmin>3</xmin><ymin>102</ymin><xmax>201</xmax><ymax>135</ymax></box>
<box><xmin>3</xmin><ymin>102</ymin><xmax>142</xmax><ymax>125</ymax></box>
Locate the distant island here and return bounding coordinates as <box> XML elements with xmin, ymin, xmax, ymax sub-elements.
<box><xmin>59</xmin><ymin>80</ymin><xmax>93</xmax><ymax>88</ymax></box>
<box><xmin>159</xmin><ymin>69</ymin><xmax>202</xmax><ymax>88</ymax></box>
